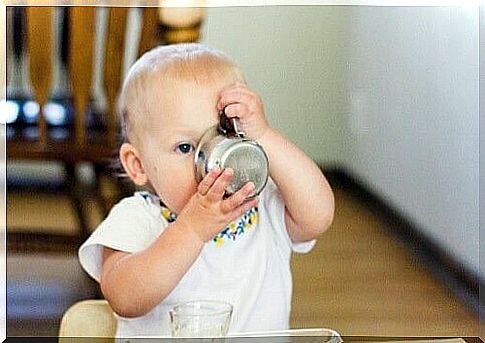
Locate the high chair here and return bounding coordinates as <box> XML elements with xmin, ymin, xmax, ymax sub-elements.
<box><xmin>59</xmin><ymin>299</ymin><xmax>117</xmax><ymax>341</ymax></box>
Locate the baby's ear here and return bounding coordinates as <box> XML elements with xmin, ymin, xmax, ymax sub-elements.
<box><xmin>119</xmin><ymin>143</ymin><xmax>148</xmax><ymax>186</ymax></box>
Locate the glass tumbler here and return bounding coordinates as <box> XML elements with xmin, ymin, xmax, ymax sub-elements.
<box><xmin>169</xmin><ymin>300</ymin><xmax>233</xmax><ymax>338</ymax></box>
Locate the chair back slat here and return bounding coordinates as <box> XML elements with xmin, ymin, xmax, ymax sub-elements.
<box><xmin>103</xmin><ymin>7</ymin><xmax>128</xmax><ymax>149</ymax></box>
<box><xmin>26</xmin><ymin>7</ymin><xmax>53</xmax><ymax>145</ymax></box>
<box><xmin>69</xmin><ymin>7</ymin><xmax>96</xmax><ymax>149</ymax></box>
<box><xmin>138</xmin><ymin>8</ymin><xmax>159</xmax><ymax>58</ymax></box>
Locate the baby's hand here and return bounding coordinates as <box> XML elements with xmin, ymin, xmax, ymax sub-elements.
<box><xmin>217</xmin><ymin>83</ymin><xmax>270</xmax><ymax>140</ymax></box>
<box><xmin>176</xmin><ymin>168</ymin><xmax>259</xmax><ymax>243</ymax></box>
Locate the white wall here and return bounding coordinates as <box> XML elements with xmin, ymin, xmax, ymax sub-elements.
<box><xmin>341</xmin><ymin>6</ymin><xmax>479</xmax><ymax>276</ymax></box>
<box><xmin>479</xmin><ymin>4</ymin><xmax>485</xmax><ymax>315</ymax></box>
<box><xmin>203</xmin><ymin>6</ymin><xmax>480</xmax><ymax>278</ymax></box>
<box><xmin>201</xmin><ymin>6</ymin><xmax>349</xmax><ymax>166</ymax></box>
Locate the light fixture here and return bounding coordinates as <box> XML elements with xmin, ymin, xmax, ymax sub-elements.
<box><xmin>158</xmin><ymin>0</ymin><xmax>206</xmax><ymax>28</ymax></box>
<box><xmin>23</xmin><ymin>101</ymin><xmax>40</xmax><ymax>123</ymax></box>
<box><xmin>44</xmin><ymin>102</ymin><xmax>67</xmax><ymax>126</ymax></box>
<box><xmin>0</xmin><ymin>100</ymin><xmax>19</xmax><ymax>124</ymax></box>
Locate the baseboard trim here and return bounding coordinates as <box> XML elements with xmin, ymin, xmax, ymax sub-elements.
<box><xmin>321</xmin><ymin>167</ymin><xmax>482</xmax><ymax>317</ymax></box>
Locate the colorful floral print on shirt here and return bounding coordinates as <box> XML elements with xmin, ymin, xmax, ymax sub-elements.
<box><xmin>160</xmin><ymin>204</ymin><xmax>258</xmax><ymax>246</ymax></box>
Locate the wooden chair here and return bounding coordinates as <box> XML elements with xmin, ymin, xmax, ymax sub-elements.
<box><xmin>7</xmin><ymin>6</ymin><xmax>161</xmax><ymax>162</ymax></box>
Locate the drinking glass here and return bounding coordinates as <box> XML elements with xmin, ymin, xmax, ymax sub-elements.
<box><xmin>169</xmin><ymin>300</ymin><xmax>233</xmax><ymax>338</ymax></box>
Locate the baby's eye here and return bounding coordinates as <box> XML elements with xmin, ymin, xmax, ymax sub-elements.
<box><xmin>176</xmin><ymin>143</ymin><xmax>194</xmax><ymax>154</ymax></box>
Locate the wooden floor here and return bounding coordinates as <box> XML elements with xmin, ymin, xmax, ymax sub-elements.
<box><xmin>6</xmin><ymin>180</ymin><xmax>481</xmax><ymax>337</ymax></box>
<box><xmin>290</xmin><ymin>189</ymin><xmax>479</xmax><ymax>337</ymax></box>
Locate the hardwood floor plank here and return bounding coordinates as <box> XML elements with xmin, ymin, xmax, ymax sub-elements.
<box><xmin>290</xmin><ymin>188</ymin><xmax>478</xmax><ymax>337</ymax></box>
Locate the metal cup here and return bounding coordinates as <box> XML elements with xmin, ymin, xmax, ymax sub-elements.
<box><xmin>194</xmin><ymin>111</ymin><xmax>269</xmax><ymax>198</ymax></box>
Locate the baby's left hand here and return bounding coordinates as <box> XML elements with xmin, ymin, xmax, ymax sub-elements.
<box><xmin>217</xmin><ymin>83</ymin><xmax>270</xmax><ymax>140</ymax></box>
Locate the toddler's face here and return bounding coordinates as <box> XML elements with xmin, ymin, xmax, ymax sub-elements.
<box><xmin>138</xmin><ymin>76</ymin><xmax>235</xmax><ymax>214</ymax></box>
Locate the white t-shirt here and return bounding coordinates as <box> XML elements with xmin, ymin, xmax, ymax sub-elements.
<box><xmin>78</xmin><ymin>179</ymin><xmax>315</xmax><ymax>338</ymax></box>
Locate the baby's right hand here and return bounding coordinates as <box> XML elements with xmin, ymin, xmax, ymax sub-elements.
<box><xmin>176</xmin><ymin>168</ymin><xmax>259</xmax><ymax>243</ymax></box>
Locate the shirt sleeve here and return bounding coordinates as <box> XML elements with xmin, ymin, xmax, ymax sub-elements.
<box><xmin>260</xmin><ymin>178</ymin><xmax>316</xmax><ymax>254</ymax></box>
<box><xmin>78</xmin><ymin>193</ymin><xmax>166</xmax><ymax>282</ymax></box>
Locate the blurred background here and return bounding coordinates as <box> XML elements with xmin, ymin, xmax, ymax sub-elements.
<box><xmin>3</xmin><ymin>4</ymin><xmax>482</xmax><ymax>338</ymax></box>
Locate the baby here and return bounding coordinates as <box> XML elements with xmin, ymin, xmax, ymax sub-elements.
<box><xmin>79</xmin><ymin>43</ymin><xmax>335</xmax><ymax>337</ymax></box>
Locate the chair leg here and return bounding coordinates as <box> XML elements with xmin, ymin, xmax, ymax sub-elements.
<box><xmin>63</xmin><ymin>162</ymin><xmax>90</xmax><ymax>240</ymax></box>
<box><xmin>64</xmin><ymin>162</ymin><xmax>76</xmax><ymax>191</ymax></box>
<box><xmin>94</xmin><ymin>163</ymin><xmax>122</xmax><ymax>216</ymax></box>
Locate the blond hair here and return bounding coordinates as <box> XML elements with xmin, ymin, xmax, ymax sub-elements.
<box><xmin>117</xmin><ymin>43</ymin><xmax>244</xmax><ymax>144</ymax></box>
